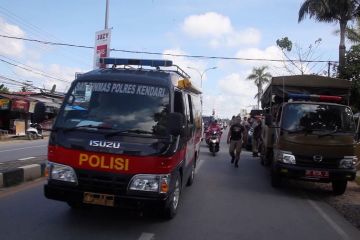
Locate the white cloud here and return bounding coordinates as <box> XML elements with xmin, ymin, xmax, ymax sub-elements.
<box><xmin>182</xmin><ymin>12</ymin><xmax>261</xmax><ymax>48</ymax></box>
<box><xmin>200</xmin><ymin>73</ymin><xmax>259</xmax><ymax>118</ymax></box>
<box><xmin>182</xmin><ymin>12</ymin><xmax>233</xmax><ymax>38</ymax></box>
<box><xmin>0</xmin><ymin>17</ymin><xmax>25</xmax><ymax>57</ymax></box>
<box><xmin>162</xmin><ymin>48</ymin><xmax>207</xmax><ymax>89</ymax></box>
<box><xmin>235</xmin><ymin>45</ymin><xmax>284</xmax><ymax>67</ymax></box>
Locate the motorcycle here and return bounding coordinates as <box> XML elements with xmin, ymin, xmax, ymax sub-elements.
<box><xmin>208</xmin><ymin>130</ymin><xmax>220</xmax><ymax>156</ymax></box>
<box><xmin>26</xmin><ymin>123</ymin><xmax>44</xmax><ymax>140</ymax></box>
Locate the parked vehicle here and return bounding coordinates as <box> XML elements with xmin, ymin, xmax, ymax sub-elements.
<box><xmin>26</xmin><ymin>123</ymin><xmax>43</xmax><ymax>140</ymax></box>
<box><xmin>261</xmin><ymin>75</ymin><xmax>359</xmax><ymax>195</ymax></box>
<box><xmin>44</xmin><ymin>58</ymin><xmax>202</xmax><ymax>219</ymax></box>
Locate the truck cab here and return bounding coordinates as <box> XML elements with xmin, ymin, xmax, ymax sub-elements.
<box><xmin>44</xmin><ymin>58</ymin><xmax>202</xmax><ymax>218</ymax></box>
<box><xmin>261</xmin><ymin>75</ymin><xmax>358</xmax><ymax>195</ymax></box>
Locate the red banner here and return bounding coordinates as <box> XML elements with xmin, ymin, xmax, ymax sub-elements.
<box><xmin>11</xmin><ymin>99</ymin><xmax>29</xmax><ymax>112</ymax></box>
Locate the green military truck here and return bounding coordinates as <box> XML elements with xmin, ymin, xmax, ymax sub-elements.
<box><xmin>261</xmin><ymin>75</ymin><xmax>359</xmax><ymax>195</ymax></box>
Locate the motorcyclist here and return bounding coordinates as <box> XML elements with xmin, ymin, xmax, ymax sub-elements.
<box><xmin>205</xmin><ymin>120</ymin><xmax>222</xmax><ymax>143</ymax></box>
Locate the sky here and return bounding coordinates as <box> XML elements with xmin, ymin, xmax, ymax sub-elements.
<box><xmin>0</xmin><ymin>0</ymin><xmax>351</xmax><ymax>118</ymax></box>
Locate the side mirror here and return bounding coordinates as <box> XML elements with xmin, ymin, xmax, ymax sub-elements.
<box><xmin>265</xmin><ymin>114</ymin><xmax>272</xmax><ymax>126</ymax></box>
<box><xmin>168</xmin><ymin>112</ymin><xmax>184</xmax><ymax>136</ymax></box>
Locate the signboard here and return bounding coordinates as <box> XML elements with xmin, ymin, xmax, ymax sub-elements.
<box><xmin>11</xmin><ymin>99</ymin><xmax>29</xmax><ymax>112</ymax></box>
<box><xmin>93</xmin><ymin>29</ymin><xmax>111</xmax><ymax>69</ymax></box>
<box><xmin>29</xmin><ymin>101</ymin><xmax>37</xmax><ymax>113</ymax></box>
<box><xmin>0</xmin><ymin>98</ymin><xmax>10</xmax><ymax>110</ymax></box>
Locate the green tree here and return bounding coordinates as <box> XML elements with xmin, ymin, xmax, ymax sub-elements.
<box><xmin>298</xmin><ymin>0</ymin><xmax>360</xmax><ymax>70</ymax></box>
<box><xmin>247</xmin><ymin>66</ymin><xmax>272</xmax><ymax>109</ymax></box>
<box><xmin>340</xmin><ymin>44</ymin><xmax>360</xmax><ymax>111</ymax></box>
<box><xmin>0</xmin><ymin>84</ymin><xmax>9</xmax><ymax>93</ymax></box>
<box><xmin>20</xmin><ymin>86</ymin><xmax>30</xmax><ymax>92</ymax></box>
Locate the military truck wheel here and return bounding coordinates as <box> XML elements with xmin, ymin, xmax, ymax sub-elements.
<box><xmin>332</xmin><ymin>180</ymin><xmax>347</xmax><ymax>195</ymax></box>
<box><xmin>271</xmin><ymin>170</ymin><xmax>281</xmax><ymax>188</ymax></box>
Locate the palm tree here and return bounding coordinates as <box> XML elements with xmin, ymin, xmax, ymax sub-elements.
<box><xmin>345</xmin><ymin>17</ymin><xmax>360</xmax><ymax>43</ymax></box>
<box><xmin>298</xmin><ymin>0</ymin><xmax>360</xmax><ymax>70</ymax></box>
<box><xmin>247</xmin><ymin>66</ymin><xmax>272</xmax><ymax>109</ymax></box>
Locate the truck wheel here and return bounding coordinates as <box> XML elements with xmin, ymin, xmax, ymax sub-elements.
<box><xmin>271</xmin><ymin>170</ymin><xmax>282</xmax><ymax>188</ymax></box>
<box><xmin>163</xmin><ymin>173</ymin><xmax>181</xmax><ymax>219</ymax></box>
<box><xmin>186</xmin><ymin>161</ymin><xmax>196</xmax><ymax>186</ymax></box>
<box><xmin>332</xmin><ymin>180</ymin><xmax>347</xmax><ymax>195</ymax></box>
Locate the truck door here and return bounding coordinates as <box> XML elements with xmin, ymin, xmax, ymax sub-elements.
<box><xmin>184</xmin><ymin>93</ymin><xmax>195</xmax><ymax>167</ymax></box>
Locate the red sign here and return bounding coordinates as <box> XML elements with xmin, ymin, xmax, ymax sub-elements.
<box><xmin>93</xmin><ymin>29</ymin><xmax>111</xmax><ymax>69</ymax></box>
<box><xmin>11</xmin><ymin>99</ymin><xmax>29</xmax><ymax>112</ymax></box>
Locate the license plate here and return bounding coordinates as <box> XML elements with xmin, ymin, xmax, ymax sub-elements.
<box><xmin>83</xmin><ymin>192</ymin><xmax>115</xmax><ymax>207</ymax></box>
<box><xmin>305</xmin><ymin>170</ymin><xmax>329</xmax><ymax>178</ymax></box>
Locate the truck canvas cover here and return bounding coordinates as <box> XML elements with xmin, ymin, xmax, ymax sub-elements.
<box><xmin>261</xmin><ymin>75</ymin><xmax>351</xmax><ymax>108</ymax></box>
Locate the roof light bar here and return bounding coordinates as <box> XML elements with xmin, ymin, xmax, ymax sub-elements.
<box><xmin>288</xmin><ymin>93</ymin><xmax>342</xmax><ymax>103</ymax></box>
<box><xmin>100</xmin><ymin>58</ymin><xmax>173</xmax><ymax>67</ymax></box>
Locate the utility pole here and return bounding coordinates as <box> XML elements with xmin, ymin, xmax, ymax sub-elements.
<box><xmin>105</xmin><ymin>0</ymin><xmax>109</xmax><ymax>29</ymax></box>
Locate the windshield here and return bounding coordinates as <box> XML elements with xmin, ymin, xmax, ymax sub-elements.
<box><xmin>281</xmin><ymin>103</ymin><xmax>355</xmax><ymax>133</ymax></box>
<box><xmin>55</xmin><ymin>81</ymin><xmax>170</xmax><ymax>136</ymax></box>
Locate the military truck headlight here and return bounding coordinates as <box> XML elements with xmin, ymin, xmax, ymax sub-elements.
<box><xmin>47</xmin><ymin>162</ymin><xmax>78</xmax><ymax>184</ymax></box>
<box><xmin>277</xmin><ymin>150</ymin><xmax>296</xmax><ymax>164</ymax></box>
<box><xmin>339</xmin><ymin>156</ymin><xmax>358</xmax><ymax>169</ymax></box>
<box><xmin>129</xmin><ymin>174</ymin><xmax>170</xmax><ymax>193</ymax></box>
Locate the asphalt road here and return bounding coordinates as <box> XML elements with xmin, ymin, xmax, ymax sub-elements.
<box><xmin>0</xmin><ymin>132</ymin><xmax>359</xmax><ymax>240</ymax></box>
<box><xmin>0</xmin><ymin>138</ymin><xmax>48</xmax><ymax>163</ymax></box>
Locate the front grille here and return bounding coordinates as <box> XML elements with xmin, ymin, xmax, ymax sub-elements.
<box><xmin>76</xmin><ymin>169</ymin><xmax>133</xmax><ymax>195</ymax></box>
<box><xmin>295</xmin><ymin>155</ymin><xmax>339</xmax><ymax>169</ymax></box>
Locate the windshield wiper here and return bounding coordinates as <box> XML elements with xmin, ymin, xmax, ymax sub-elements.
<box><xmin>106</xmin><ymin>129</ymin><xmax>154</xmax><ymax>137</ymax></box>
<box><xmin>60</xmin><ymin>125</ymin><xmax>114</xmax><ymax>132</ymax></box>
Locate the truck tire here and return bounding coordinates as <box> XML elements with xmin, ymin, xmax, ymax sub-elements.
<box><xmin>163</xmin><ymin>172</ymin><xmax>181</xmax><ymax>219</ymax></box>
<box><xmin>332</xmin><ymin>180</ymin><xmax>347</xmax><ymax>195</ymax></box>
<box><xmin>271</xmin><ymin>170</ymin><xmax>282</xmax><ymax>188</ymax></box>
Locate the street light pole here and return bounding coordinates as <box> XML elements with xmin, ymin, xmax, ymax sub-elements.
<box><xmin>187</xmin><ymin>66</ymin><xmax>217</xmax><ymax>88</ymax></box>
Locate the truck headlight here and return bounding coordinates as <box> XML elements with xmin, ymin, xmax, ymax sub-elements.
<box><xmin>47</xmin><ymin>162</ymin><xmax>78</xmax><ymax>184</ymax></box>
<box><xmin>129</xmin><ymin>174</ymin><xmax>170</xmax><ymax>193</ymax></box>
<box><xmin>339</xmin><ymin>156</ymin><xmax>358</xmax><ymax>169</ymax></box>
<box><xmin>276</xmin><ymin>150</ymin><xmax>296</xmax><ymax>164</ymax></box>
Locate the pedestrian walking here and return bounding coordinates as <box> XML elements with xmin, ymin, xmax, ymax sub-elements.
<box><xmin>227</xmin><ymin>116</ymin><xmax>245</xmax><ymax>168</ymax></box>
<box><xmin>252</xmin><ymin>116</ymin><xmax>262</xmax><ymax>157</ymax></box>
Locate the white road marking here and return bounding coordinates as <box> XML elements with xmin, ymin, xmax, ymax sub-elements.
<box><xmin>18</xmin><ymin>157</ymin><xmax>36</xmax><ymax>161</ymax></box>
<box><xmin>307</xmin><ymin>198</ymin><xmax>350</xmax><ymax>240</ymax></box>
<box><xmin>195</xmin><ymin>159</ymin><xmax>204</xmax><ymax>174</ymax></box>
<box><xmin>138</xmin><ymin>233</ymin><xmax>155</xmax><ymax>240</ymax></box>
<box><xmin>0</xmin><ymin>145</ymin><xmax>47</xmax><ymax>153</ymax></box>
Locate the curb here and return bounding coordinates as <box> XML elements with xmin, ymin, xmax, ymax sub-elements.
<box><xmin>0</xmin><ymin>163</ymin><xmax>46</xmax><ymax>188</ymax></box>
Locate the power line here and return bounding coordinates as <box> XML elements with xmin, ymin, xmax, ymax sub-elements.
<box><xmin>0</xmin><ymin>34</ymin><xmax>339</xmax><ymax>64</ymax></box>
<box><xmin>0</xmin><ymin>56</ymin><xmax>71</xmax><ymax>83</ymax></box>
<box><xmin>0</xmin><ymin>74</ymin><xmax>43</xmax><ymax>90</ymax></box>
<box><xmin>0</xmin><ymin>5</ymin><xmax>92</xmax><ymax>68</ymax></box>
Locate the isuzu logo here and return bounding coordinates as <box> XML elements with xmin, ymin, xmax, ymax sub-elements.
<box><xmin>313</xmin><ymin>155</ymin><xmax>323</xmax><ymax>162</ymax></box>
<box><xmin>89</xmin><ymin>140</ymin><xmax>121</xmax><ymax>149</ymax></box>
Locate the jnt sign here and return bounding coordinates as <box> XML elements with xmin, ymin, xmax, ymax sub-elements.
<box><xmin>93</xmin><ymin>29</ymin><xmax>112</xmax><ymax>69</ymax></box>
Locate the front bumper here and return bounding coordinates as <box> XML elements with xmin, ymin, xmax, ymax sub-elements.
<box><xmin>44</xmin><ymin>183</ymin><xmax>170</xmax><ymax>210</ymax></box>
<box><xmin>273</xmin><ymin>162</ymin><xmax>356</xmax><ymax>183</ymax></box>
